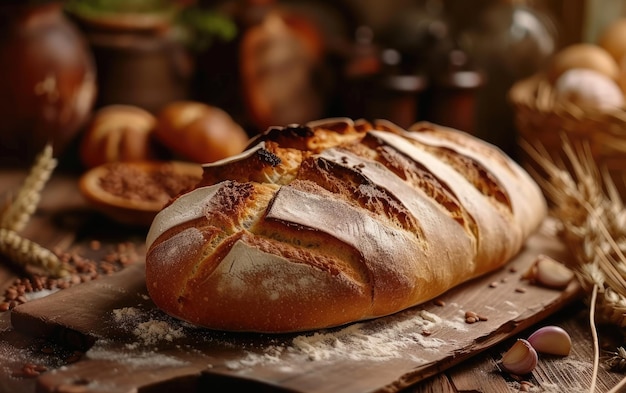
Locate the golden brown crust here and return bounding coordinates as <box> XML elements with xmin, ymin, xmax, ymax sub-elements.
<box><xmin>146</xmin><ymin>119</ymin><xmax>547</xmax><ymax>333</ymax></box>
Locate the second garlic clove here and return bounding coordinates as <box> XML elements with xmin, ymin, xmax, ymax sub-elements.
<box><xmin>501</xmin><ymin>339</ymin><xmax>538</xmax><ymax>375</ymax></box>
<box><xmin>528</xmin><ymin>326</ymin><xmax>572</xmax><ymax>356</ymax></box>
<box><xmin>525</xmin><ymin>255</ymin><xmax>575</xmax><ymax>289</ymax></box>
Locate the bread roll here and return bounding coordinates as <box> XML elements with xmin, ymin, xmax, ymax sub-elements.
<box><xmin>145</xmin><ymin>118</ymin><xmax>547</xmax><ymax>333</ymax></box>
<box><xmin>80</xmin><ymin>105</ymin><xmax>159</xmax><ymax>169</ymax></box>
<box><xmin>154</xmin><ymin>101</ymin><xmax>249</xmax><ymax>164</ymax></box>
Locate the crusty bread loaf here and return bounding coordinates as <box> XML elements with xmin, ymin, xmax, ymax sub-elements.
<box><xmin>145</xmin><ymin>118</ymin><xmax>547</xmax><ymax>333</ymax></box>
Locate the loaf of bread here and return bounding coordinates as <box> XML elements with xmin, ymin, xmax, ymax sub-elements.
<box><xmin>145</xmin><ymin>118</ymin><xmax>547</xmax><ymax>333</ymax></box>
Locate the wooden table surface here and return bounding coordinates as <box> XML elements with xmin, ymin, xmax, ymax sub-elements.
<box><xmin>0</xmin><ymin>168</ymin><xmax>625</xmax><ymax>393</ymax></box>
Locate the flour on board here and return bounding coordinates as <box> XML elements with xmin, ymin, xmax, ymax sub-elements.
<box><xmin>112</xmin><ymin>307</ymin><xmax>184</xmax><ymax>345</ymax></box>
<box><xmin>226</xmin><ymin>309</ymin><xmax>465</xmax><ymax>369</ymax></box>
<box><xmin>108</xmin><ymin>305</ymin><xmax>466</xmax><ymax>371</ymax></box>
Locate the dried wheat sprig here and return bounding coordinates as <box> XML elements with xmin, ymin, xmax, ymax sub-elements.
<box><xmin>595</xmin><ymin>246</ymin><xmax>626</xmax><ymax>295</ymax></box>
<box><xmin>0</xmin><ymin>228</ymin><xmax>69</xmax><ymax>278</ymax></box>
<box><xmin>589</xmin><ymin>284</ymin><xmax>599</xmax><ymax>393</ymax></box>
<box><xmin>545</xmin><ymin>191</ymin><xmax>626</xmax><ymax>326</ymax></box>
<box><xmin>0</xmin><ymin>143</ymin><xmax>57</xmax><ymax>232</ymax></box>
<box><xmin>0</xmin><ymin>144</ymin><xmax>66</xmax><ymax>278</ymax></box>
<box><xmin>521</xmin><ymin>136</ymin><xmax>626</xmax><ymax>392</ymax></box>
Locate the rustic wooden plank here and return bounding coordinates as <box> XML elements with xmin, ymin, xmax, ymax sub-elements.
<box><xmin>36</xmin><ymin>356</ymin><xmax>207</xmax><ymax>393</ymax></box>
<box><xmin>446</xmin><ymin>352</ymin><xmax>515</xmax><ymax>392</ymax></box>
<box><xmin>0</xmin><ymin>313</ymin><xmax>44</xmax><ymax>393</ymax></box>
<box><xmin>9</xmin><ymin>219</ymin><xmax>584</xmax><ymax>393</ymax></box>
<box><xmin>11</xmin><ymin>263</ymin><xmax>149</xmax><ymax>349</ymax></box>
<box><xmin>401</xmin><ymin>373</ymin><xmax>456</xmax><ymax>393</ymax></box>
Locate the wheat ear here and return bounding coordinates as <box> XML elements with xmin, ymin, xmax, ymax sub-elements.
<box><xmin>0</xmin><ymin>144</ymin><xmax>57</xmax><ymax>232</ymax></box>
<box><xmin>0</xmin><ymin>144</ymin><xmax>67</xmax><ymax>278</ymax></box>
<box><xmin>0</xmin><ymin>228</ymin><xmax>69</xmax><ymax>277</ymax></box>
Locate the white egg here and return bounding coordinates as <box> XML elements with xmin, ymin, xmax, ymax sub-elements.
<box><xmin>554</xmin><ymin>68</ymin><xmax>624</xmax><ymax>111</ymax></box>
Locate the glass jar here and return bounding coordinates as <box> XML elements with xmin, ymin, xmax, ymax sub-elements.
<box><xmin>465</xmin><ymin>0</ymin><xmax>557</xmax><ymax>157</ymax></box>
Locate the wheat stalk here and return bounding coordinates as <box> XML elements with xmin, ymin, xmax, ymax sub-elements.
<box><xmin>521</xmin><ymin>136</ymin><xmax>626</xmax><ymax>391</ymax></box>
<box><xmin>0</xmin><ymin>228</ymin><xmax>69</xmax><ymax>278</ymax></box>
<box><xmin>0</xmin><ymin>143</ymin><xmax>66</xmax><ymax>278</ymax></box>
<box><xmin>522</xmin><ymin>138</ymin><xmax>626</xmax><ymax>325</ymax></box>
<box><xmin>0</xmin><ymin>144</ymin><xmax>57</xmax><ymax>232</ymax></box>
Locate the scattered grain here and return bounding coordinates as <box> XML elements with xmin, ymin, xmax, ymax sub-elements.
<box><xmin>464</xmin><ymin>310</ymin><xmax>488</xmax><ymax>324</ymax></box>
<box><xmin>465</xmin><ymin>311</ymin><xmax>478</xmax><ymax>324</ymax></box>
<box><xmin>0</xmin><ymin>241</ymin><xmax>141</xmax><ymax>310</ymax></box>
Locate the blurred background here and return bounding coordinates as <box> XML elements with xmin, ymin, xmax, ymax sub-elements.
<box><xmin>0</xmin><ymin>0</ymin><xmax>622</xmax><ymax>170</ymax></box>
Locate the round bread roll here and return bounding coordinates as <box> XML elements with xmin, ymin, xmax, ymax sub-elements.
<box><xmin>80</xmin><ymin>105</ymin><xmax>159</xmax><ymax>169</ymax></box>
<box><xmin>547</xmin><ymin>43</ymin><xmax>619</xmax><ymax>83</ymax></box>
<box><xmin>554</xmin><ymin>68</ymin><xmax>624</xmax><ymax>110</ymax></box>
<box><xmin>154</xmin><ymin>101</ymin><xmax>249</xmax><ymax>164</ymax></box>
<box><xmin>145</xmin><ymin>118</ymin><xmax>547</xmax><ymax>333</ymax></box>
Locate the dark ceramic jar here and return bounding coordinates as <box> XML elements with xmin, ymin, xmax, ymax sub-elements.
<box><xmin>0</xmin><ymin>2</ymin><xmax>97</xmax><ymax>165</ymax></box>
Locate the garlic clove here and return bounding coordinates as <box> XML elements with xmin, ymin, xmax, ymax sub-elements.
<box><xmin>525</xmin><ymin>255</ymin><xmax>575</xmax><ymax>289</ymax></box>
<box><xmin>520</xmin><ymin>263</ymin><xmax>537</xmax><ymax>281</ymax></box>
<box><xmin>501</xmin><ymin>339</ymin><xmax>538</xmax><ymax>375</ymax></box>
<box><xmin>527</xmin><ymin>326</ymin><xmax>572</xmax><ymax>356</ymax></box>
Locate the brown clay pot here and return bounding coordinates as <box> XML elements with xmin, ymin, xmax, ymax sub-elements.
<box><xmin>0</xmin><ymin>2</ymin><xmax>97</xmax><ymax>165</ymax></box>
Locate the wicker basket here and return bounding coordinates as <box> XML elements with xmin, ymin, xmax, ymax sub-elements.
<box><xmin>509</xmin><ymin>73</ymin><xmax>626</xmax><ymax>195</ymax></box>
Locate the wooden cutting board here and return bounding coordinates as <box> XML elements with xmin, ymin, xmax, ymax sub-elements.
<box><xmin>11</xmin><ymin>219</ymin><xmax>582</xmax><ymax>393</ymax></box>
